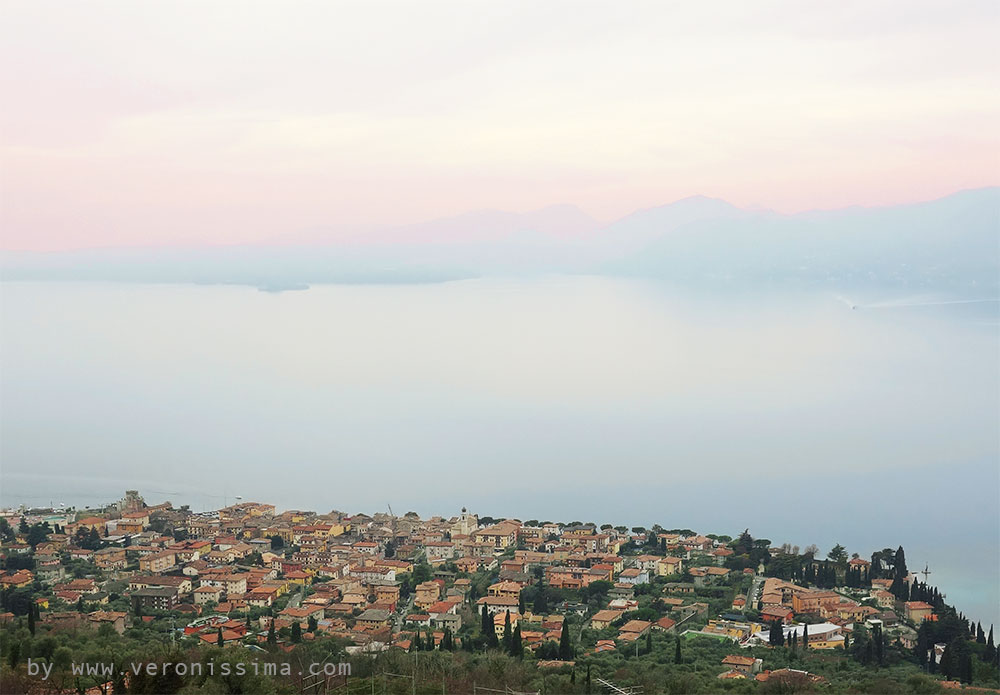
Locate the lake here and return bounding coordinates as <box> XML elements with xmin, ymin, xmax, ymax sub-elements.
<box><xmin>1</xmin><ymin>278</ymin><xmax>997</xmax><ymax>626</ymax></box>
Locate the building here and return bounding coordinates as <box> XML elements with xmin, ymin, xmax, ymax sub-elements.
<box><xmin>356</xmin><ymin>609</ymin><xmax>391</xmax><ymax>629</ymax></box>
<box><xmin>618</xmin><ymin>568</ymin><xmax>649</xmax><ymax>585</ymax></box>
<box><xmin>194</xmin><ymin>586</ymin><xmax>224</xmax><ymax>605</ymax></box>
<box><xmin>130</xmin><ymin>586</ymin><xmax>179</xmax><ymax>612</ymax></box>
<box><xmin>904</xmin><ymin>601</ymin><xmax>934</xmax><ymax>625</ymax></box>
<box><xmin>474</xmin><ymin>521</ymin><xmax>520</xmax><ymax>549</ymax></box>
<box><xmin>138</xmin><ymin>550</ymin><xmax>176</xmax><ymax>574</ymax></box>
<box><xmin>94</xmin><ymin>548</ymin><xmax>127</xmax><ymax>571</ymax></box>
<box><xmin>722</xmin><ymin>655</ymin><xmax>762</xmax><ymax>676</ymax></box>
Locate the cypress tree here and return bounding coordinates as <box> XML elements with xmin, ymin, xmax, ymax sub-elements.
<box><xmin>646</xmin><ymin>630</ymin><xmax>653</xmax><ymax>654</ymax></box>
<box><xmin>502</xmin><ymin>611</ymin><xmax>512</xmax><ymax>651</ymax></box>
<box><xmin>511</xmin><ymin>624</ymin><xmax>523</xmax><ymax>657</ymax></box>
<box><xmin>267</xmin><ymin>621</ymin><xmax>276</xmax><ymax>646</ymax></box>
<box><xmin>961</xmin><ymin>653</ymin><xmax>973</xmax><ymax>684</ymax></box>
<box><xmin>28</xmin><ymin>607</ymin><xmax>35</xmax><ymax>636</ymax></box>
<box><xmin>413</xmin><ymin>631</ymin><xmax>422</xmax><ymax>651</ymax></box>
<box><xmin>481</xmin><ymin>605</ymin><xmax>491</xmax><ymax>637</ymax></box>
<box><xmin>674</xmin><ymin>636</ymin><xmax>682</xmax><ymax>664</ymax></box>
<box><xmin>559</xmin><ymin>620</ymin><xmax>573</xmax><ymax>660</ymax></box>
<box><xmin>768</xmin><ymin>621</ymin><xmax>780</xmax><ymax>646</ymax></box>
<box><xmin>941</xmin><ymin>641</ymin><xmax>955</xmax><ymax>678</ymax></box>
<box><xmin>291</xmin><ymin>621</ymin><xmax>301</xmax><ymax>643</ymax></box>
<box><xmin>217</xmin><ymin>627</ymin><xmax>224</xmax><ymax>647</ymax></box>
<box><xmin>802</xmin><ymin>623</ymin><xmax>809</xmax><ymax>650</ymax></box>
<box><xmin>976</xmin><ymin>622</ymin><xmax>985</xmax><ymax>643</ymax></box>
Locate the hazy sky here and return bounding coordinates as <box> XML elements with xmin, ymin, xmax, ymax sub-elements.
<box><xmin>1</xmin><ymin>1</ymin><xmax>998</xmax><ymax>250</ymax></box>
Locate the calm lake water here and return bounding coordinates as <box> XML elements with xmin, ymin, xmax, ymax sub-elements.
<box><xmin>1</xmin><ymin>278</ymin><xmax>997</xmax><ymax>625</ymax></box>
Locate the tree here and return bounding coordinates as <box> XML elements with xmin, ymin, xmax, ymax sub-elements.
<box><xmin>28</xmin><ymin>605</ymin><xmax>36</xmax><ymax>635</ymax></box>
<box><xmin>646</xmin><ymin>630</ymin><xmax>653</xmax><ymax>654</ymax></box>
<box><xmin>559</xmin><ymin>621</ymin><xmax>573</xmax><ymax>660</ymax></box>
<box><xmin>802</xmin><ymin>623</ymin><xmax>809</xmax><ymax>650</ymax></box>
<box><xmin>533</xmin><ymin>589</ymin><xmax>549</xmax><ymax>615</ymax></box>
<box><xmin>291</xmin><ymin>621</ymin><xmax>302</xmax><ymax>643</ymax></box>
<box><xmin>502</xmin><ymin>611</ymin><xmax>512</xmax><ymax>651</ymax></box>
<box><xmin>674</xmin><ymin>636</ymin><xmax>682</xmax><ymax>664</ymax></box>
<box><xmin>217</xmin><ymin>627</ymin><xmax>224</xmax><ymax>647</ymax></box>
<box><xmin>768</xmin><ymin>620</ymin><xmax>783</xmax><ymax>647</ymax></box>
<box><xmin>412</xmin><ymin>631</ymin><xmax>423</xmax><ymax>651</ymax></box>
<box><xmin>0</xmin><ymin>518</ymin><xmax>14</xmax><ymax>543</ymax></box>
<box><xmin>307</xmin><ymin>615</ymin><xmax>318</xmax><ymax>632</ymax></box>
<box><xmin>827</xmin><ymin>544</ymin><xmax>848</xmax><ymax>566</ymax></box>
<box><xmin>267</xmin><ymin>621</ymin><xmax>276</xmax><ymax>646</ymax></box>
<box><xmin>890</xmin><ymin>546</ymin><xmax>909</xmax><ymax>598</ymax></box>
<box><xmin>511</xmin><ymin>624</ymin><xmax>523</xmax><ymax>658</ymax></box>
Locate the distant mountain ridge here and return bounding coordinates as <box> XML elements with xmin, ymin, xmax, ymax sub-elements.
<box><xmin>2</xmin><ymin>188</ymin><xmax>997</xmax><ymax>293</ymax></box>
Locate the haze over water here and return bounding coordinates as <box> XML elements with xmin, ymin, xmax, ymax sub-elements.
<box><xmin>1</xmin><ymin>278</ymin><xmax>997</xmax><ymax>625</ymax></box>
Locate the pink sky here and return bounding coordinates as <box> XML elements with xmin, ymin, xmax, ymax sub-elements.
<box><xmin>1</xmin><ymin>1</ymin><xmax>998</xmax><ymax>251</ymax></box>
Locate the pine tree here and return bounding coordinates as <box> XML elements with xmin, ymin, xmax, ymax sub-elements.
<box><xmin>674</xmin><ymin>636</ymin><xmax>682</xmax><ymax>664</ymax></box>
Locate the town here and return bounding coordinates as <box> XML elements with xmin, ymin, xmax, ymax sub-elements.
<box><xmin>1</xmin><ymin>491</ymin><xmax>997</xmax><ymax>694</ymax></box>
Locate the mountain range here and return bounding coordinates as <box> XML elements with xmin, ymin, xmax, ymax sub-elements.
<box><xmin>2</xmin><ymin>187</ymin><xmax>997</xmax><ymax>294</ymax></box>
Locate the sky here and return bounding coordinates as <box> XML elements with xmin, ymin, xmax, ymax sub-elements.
<box><xmin>1</xmin><ymin>1</ymin><xmax>998</xmax><ymax>250</ymax></box>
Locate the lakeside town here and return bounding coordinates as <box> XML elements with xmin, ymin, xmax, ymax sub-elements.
<box><xmin>1</xmin><ymin>490</ymin><xmax>997</xmax><ymax>694</ymax></box>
